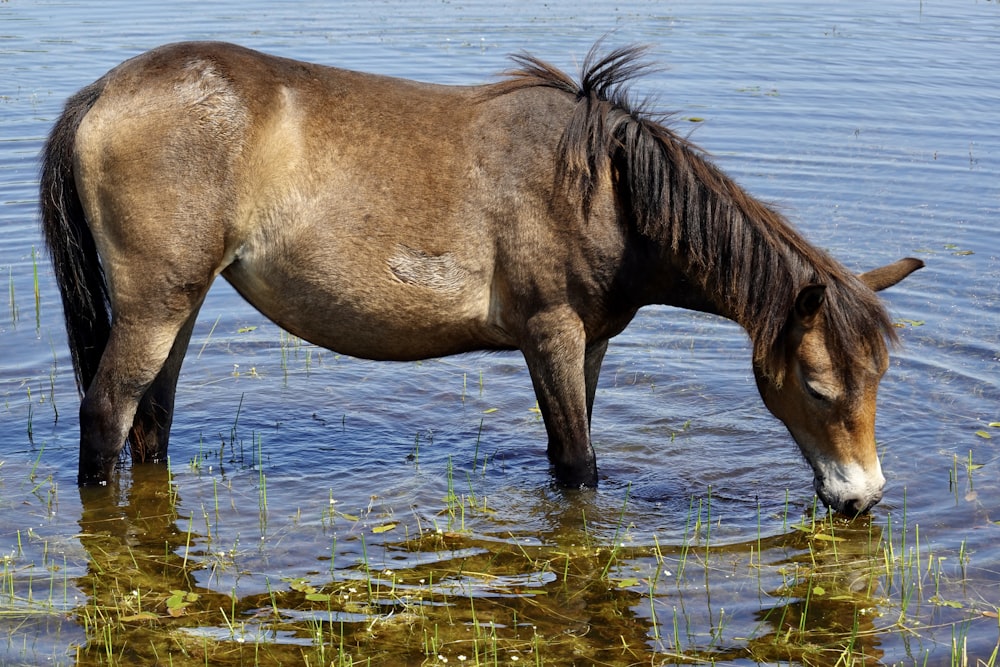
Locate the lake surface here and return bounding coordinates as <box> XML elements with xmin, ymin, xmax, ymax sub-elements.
<box><xmin>1</xmin><ymin>0</ymin><xmax>998</xmax><ymax>664</ymax></box>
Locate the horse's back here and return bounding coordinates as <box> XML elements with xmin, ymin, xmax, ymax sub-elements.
<box><xmin>69</xmin><ymin>42</ymin><xmax>593</xmax><ymax>360</ymax></box>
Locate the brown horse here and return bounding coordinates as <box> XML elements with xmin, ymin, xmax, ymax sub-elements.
<box><xmin>40</xmin><ymin>42</ymin><xmax>921</xmax><ymax>515</ymax></box>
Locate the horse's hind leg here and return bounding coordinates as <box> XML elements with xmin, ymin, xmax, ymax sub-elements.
<box><xmin>78</xmin><ymin>299</ymin><xmax>205</xmax><ymax>485</ymax></box>
<box><xmin>127</xmin><ymin>304</ymin><xmax>203</xmax><ymax>465</ymax></box>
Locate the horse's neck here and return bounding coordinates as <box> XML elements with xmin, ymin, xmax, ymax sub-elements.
<box><xmin>664</xmin><ymin>278</ymin><xmax>724</xmax><ymax>318</ymax></box>
<box><xmin>638</xmin><ymin>251</ymin><xmax>737</xmax><ymax>322</ymax></box>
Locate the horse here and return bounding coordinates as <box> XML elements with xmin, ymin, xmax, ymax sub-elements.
<box><xmin>40</xmin><ymin>41</ymin><xmax>922</xmax><ymax>515</ymax></box>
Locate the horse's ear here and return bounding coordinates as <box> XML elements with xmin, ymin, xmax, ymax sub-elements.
<box><xmin>859</xmin><ymin>257</ymin><xmax>924</xmax><ymax>292</ymax></box>
<box><xmin>794</xmin><ymin>284</ymin><xmax>826</xmax><ymax>327</ymax></box>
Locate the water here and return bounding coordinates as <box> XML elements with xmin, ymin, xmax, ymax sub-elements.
<box><xmin>1</xmin><ymin>1</ymin><xmax>998</xmax><ymax>664</ymax></box>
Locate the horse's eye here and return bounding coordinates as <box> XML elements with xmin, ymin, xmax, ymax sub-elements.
<box><xmin>804</xmin><ymin>382</ymin><xmax>833</xmax><ymax>403</ymax></box>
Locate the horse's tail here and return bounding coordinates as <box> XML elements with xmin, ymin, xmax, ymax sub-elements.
<box><xmin>39</xmin><ymin>80</ymin><xmax>111</xmax><ymax>396</ymax></box>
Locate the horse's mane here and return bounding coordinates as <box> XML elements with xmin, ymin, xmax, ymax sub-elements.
<box><xmin>486</xmin><ymin>44</ymin><xmax>897</xmax><ymax>387</ymax></box>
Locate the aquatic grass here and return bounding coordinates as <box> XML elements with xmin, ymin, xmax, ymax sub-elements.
<box><xmin>11</xmin><ymin>382</ymin><xmax>35</xmax><ymax>446</ymax></box>
<box><xmin>646</xmin><ymin>537</ymin><xmax>666</xmax><ymax>643</ymax></box>
<box><xmin>599</xmin><ymin>482</ymin><xmax>632</xmax><ymax>580</ymax></box>
<box><xmin>217</xmin><ymin>392</ymin><xmax>252</xmax><ymax>470</ymax></box>
<box><xmin>196</xmin><ymin>314</ymin><xmax>222</xmax><ymax>359</ymax></box>
<box><xmin>7</xmin><ymin>265</ymin><xmax>16</xmax><ymax>323</ymax></box>
<box><xmin>31</xmin><ymin>246</ymin><xmax>40</xmax><ymax>331</ymax></box>
<box><xmin>47</xmin><ymin>340</ymin><xmax>59</xmax><ymax>422</ymax></box>
<box><xmin>471</xmin><ymin>417</ymin><xmax>485</xmax><ymax>474</ymax></box>
<box><xmin>257</xmin><ymin>432</ymin><xmax>268</xmax><ymax>537</ymax></box>
<box><xmin>674</xmin><ymin>496</ymin><xmax>696</xmax><ymax>583</ymax></box>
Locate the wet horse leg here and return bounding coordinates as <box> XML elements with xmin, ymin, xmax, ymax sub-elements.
<box><xmin>127</xmin><ymin>304</ymin><xmax>203</xmax><ymax>464</ymax></box>
<box><xmin>78</xmin><ymin>289</ymin><xmax>207</xmax><ymax>485</ymax></box>
<box><xmin>584</xmin><ymin>340</ymin><xmax>608</xmax><ymax>427</ymax></box>
<box><xmin>521</xmin><ymin>308</ymin><xmax>597</xmax><ymax>487</ymax></box>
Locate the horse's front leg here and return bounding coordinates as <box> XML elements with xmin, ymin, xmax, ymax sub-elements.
<box><xmin>584</xmin><ymin>339</ymin><xmax>608</xmax><ymax>427</ymax></box>
<box><xmin>521</xmin><ymin>308</ymin><xmax>597</xmax><ymax>488</ymax></box>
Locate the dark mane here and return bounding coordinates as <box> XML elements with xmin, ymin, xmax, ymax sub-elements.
<box><xmin>486</xmin><ymin>45</ymin><xmax>897</xmax><ymax>387</ymax></box>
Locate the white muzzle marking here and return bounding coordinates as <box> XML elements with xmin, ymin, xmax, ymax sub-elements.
<box><xmin>812</xmin><ymin>456</ymin><xmax>886</xmax><ymax>515</ymax></box>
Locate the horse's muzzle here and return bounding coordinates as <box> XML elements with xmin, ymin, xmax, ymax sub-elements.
<box><xmin>815</xmin><ymin>475</ymin><xmax>885</xmax><ymax>517</ymax></box>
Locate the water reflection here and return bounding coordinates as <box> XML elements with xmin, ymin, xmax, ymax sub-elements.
<box><xmin>71</xmin><ymin>468</ymin><xmax>669</xmax><ymax>663</ymax></box>
<box><xmin>67</xmin><ymin>464</ymin><xmax>911</xmax><ymax>664</ymax></box>
<box><xmin>75</xmin><ymin>466</ymin><xmax>227</xmax><ymax>662</ymax></box>
<box><xmin>748</xmin><ymin>520</ymin><xmax>888</xmax><ymax>665</ymax></box>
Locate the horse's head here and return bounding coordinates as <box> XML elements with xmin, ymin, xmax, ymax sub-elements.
<box><xmin>753</xmin><ymin>258</ymin><xmax>923</xmax><ymax>517</ymax></box>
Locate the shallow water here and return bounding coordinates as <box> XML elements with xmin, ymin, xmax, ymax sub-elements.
<box><xmin>1</xmin><ymin>0</ymin><xmax>998</xmax><ymax>664</ymax></box>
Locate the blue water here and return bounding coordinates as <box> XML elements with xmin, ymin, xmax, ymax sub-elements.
<box><xmin>1</xmin><ymin>1</ymin><xmax>998</xmax><ymax>663</ymax></box>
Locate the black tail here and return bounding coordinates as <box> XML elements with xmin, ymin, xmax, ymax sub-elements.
<box><xmin>39</xmin><ymin>80</ymin><xmax>111</xmax><ymax>396</ymax></box>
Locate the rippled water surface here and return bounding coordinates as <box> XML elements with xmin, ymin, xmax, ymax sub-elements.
<box><xmin>1</xmin><ymin>1</ymin><xmax>998</xmax><ymax>664</ymax></box>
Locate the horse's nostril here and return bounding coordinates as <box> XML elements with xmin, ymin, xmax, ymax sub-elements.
<box><xmin>843</xmin><ymin>498</ymin><xmax>865</xmax><ymax>517</ymax></box>
<box><xmin>842</xmin><ymin>490</ymin><xmax>883</xmax><ymax>517</ymax></box>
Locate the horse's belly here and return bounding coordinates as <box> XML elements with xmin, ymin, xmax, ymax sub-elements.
<box><xmin>288</xmin><ymin>293</ymin><xmax>504</xmax><ymax>361</ymax></box>
<box><xmin>222</xmin><ymin>247</ymin><xmax>510</xmax><ymax>361</ymax></box>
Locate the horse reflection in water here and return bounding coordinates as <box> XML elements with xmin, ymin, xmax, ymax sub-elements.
<box><xmin>40</xmin><ymin>42</ymin><xmax>921</xmax><ymax>514</ymax></box>
<box><xmin>74</xmin><ymin>467</ymin><xmax>223</xmax><ymax>658</ymax></box>
<box><xmin>72</xmin><ymin>467</ymin><xmax>889</xmax><ymax>663</ymax></box>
